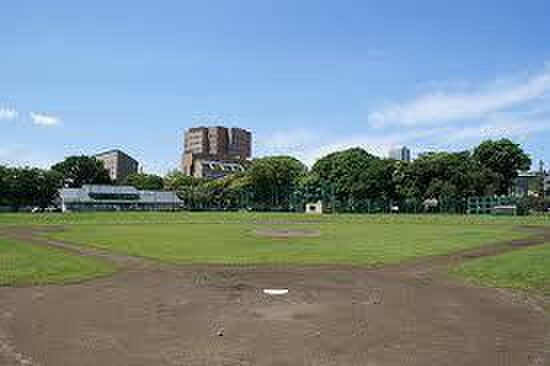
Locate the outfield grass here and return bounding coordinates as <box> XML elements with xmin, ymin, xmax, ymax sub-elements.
<box><xmin>1</xmin><ymin>212</ymin><xmax>547</xmax><ymax>287</ymax></box>
<box><xmin>1</xmin><ymin>212</ymin><xmax>546</xmax><ymax>270</ymax></box>
<box><xmin>49</xmin><ymin>218</ymin><xmax>528</xmax><ymax>265</ymax></box>
<box><xmin>451</xmin><ymin>244</ymin><xmax>550</xmax><ymax>295</ymax></box>
<box><xmin>0</xmin><ymin>211</ymin><xmax>549</xmax><ymax>226</ymax></box>
<box><xmin>0</xmin><ymin>237</ymin><xmax>116</xmax><ymax>286</ymax></box>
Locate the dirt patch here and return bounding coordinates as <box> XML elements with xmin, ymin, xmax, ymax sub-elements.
<box><xmin>0</xmin><ymin>225</ymin><xmax>548</xmax><ymax>365</ymax></box>
<box><xmin>0</xmin><ymin>264</ymin><xmax>548</xmax><ymax>366</ymax></box>
<box><xmin>253</xmin><ymin>228</ymin><xmax>322</xmax><ymax>238</ymax></box>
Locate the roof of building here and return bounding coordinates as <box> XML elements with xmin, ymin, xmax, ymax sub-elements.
<box><xmin>186</xmin><ymin>126</ymin><xmax>251</xmax><ymax>132</ymax></box>
<box><xmin>59</xmin><ymin>185</ymin><xmax>181</xmax><ymax>204</ymax></box>
<box><xmin>517</xmin><ymin>171</ymin><xmax>542</xmax><ymax>178</ymax></box>
<box><xmin>94</xmin><ymin>149</ymin><xmax>138</xmax><ymax>162</ymax></box>
<box><xmin>85</xmin><ymin>184</ymin><xmax>138</xmax><ymax>193</ymax></box>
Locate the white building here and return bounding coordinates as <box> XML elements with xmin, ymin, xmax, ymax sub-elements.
<box><xmin>305</xmin><ymin>200</ymin><xmax>324</xmax><ymax>214</ymax></box>
<box><xmin>58</xmin><ymin>185</ymin><xmax>182</xmax><ymax>212</ymax></box>
<box><xmin>389</xmin><ymin>146</ymin><xmax>411</xmax><ymax>162</ymax></box>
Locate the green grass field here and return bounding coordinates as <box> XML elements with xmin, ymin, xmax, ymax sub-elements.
<box><xmin>1</xmin><ymin>212</ymin><xmax>549</xmax><ymax>288</ymax></box>
<box><xmin>451</xmin><ymin>243</ymin><xmax>550</xmax><ymax>295</ymax></box>
<box><xmin>0</xmin><ymin>237</ymin><xmax>116</xmax><ymax>286</ymax></box>
<box><xmin>47</xmin><ymin>214</ymin><xmax>528</xmax><ymax>265</ymax></box>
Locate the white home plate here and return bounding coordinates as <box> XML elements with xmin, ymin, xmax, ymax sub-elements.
<box><xmin>263</xmin><ymin>289</ymin><xmax>289</xmax><ymax>295</ymax></box>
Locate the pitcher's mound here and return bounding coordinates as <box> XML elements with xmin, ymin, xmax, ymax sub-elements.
<box><xmin>254</xmin><ymin>228</ymin><xmax>321</xmax><ymax>238</ymax></box>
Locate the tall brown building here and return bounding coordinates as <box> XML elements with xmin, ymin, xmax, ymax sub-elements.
<box><xmin>95</xmin><ymin>149</ymin><xmax>139</xmax><ymax>183</ymax></box>
<box><xmin>181</xmin><ymin>126</ymin><xmax>252</xmax><ymax>178</ymax></box>
<box><xmin>228</xmin><ymin>127</ymin><xmax>252</xmax><ymax>159</ymax></box>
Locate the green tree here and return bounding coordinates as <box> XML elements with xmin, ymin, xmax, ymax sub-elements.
<box><xmin>247</xmin><ymin>156</ymin><xmax>307</xmax><ymax>210</ymax></box>
<box><xmin>399</xmin><ymin>151</ymin><xmax>491</xmax><ymax>209</ymax></box>
<box><xmin>3</xmin><ymin>167</ymin><xmax>62</xmax><ymax>209</ymax></box>
<box><xmin>217</xmin><ymin>173</ymin><xmax>251</xmax><ymax>209</ymax></box>
<box><xmin>163</xmin><ymin>170</ymin><xmax>209</xmax><ymax>209</ymax></box>
<box><xmin>10</xmin><ymin>167</ymin><xmax>40</xmax><ymax>209</ymax></box>
<box><xmin>163</xmin><ymin>170</ymin><xmax>202</xmax><ymax>191</ymax></box>
<box><xmin>295</xmin><ymin>173</ymin><xmax>323</xmax><ymax>203</ymax></box>
<box><xmin>473</xmin><ymin>139</ymin><xmax>531</xmax><ymax>195</ymax></box>
<box><xmin>51</xmin><ymin>156</ymin><xmax>111</xmax><ymax>188</ymax></box>
<box><xmin>357</xmin><ymin>158</ymin><xmax>401</xmax><ymax>201</ymax></box>
<box><xmin>311</xmin><ymin>148</ymin><xmax>379</xmax><ymax>203</ymax></box>
<box><xmin>0</xmin><ymin>165</ymin><xmax>10</xmax><ymax>206</ymax></box>
<box><xmin>197</xmin><ymin>173</ymin><xmax>250</xmax><ymax>210</ymax></box>
<box><xmin>125</xmin><ymin>173</ymin><xmax>164</xmax><ymax>190</ymax></box>
<box><xmin>35</xmin><ymin>169</ymin><xmax>64</xmax><ymax>208</ymax></box>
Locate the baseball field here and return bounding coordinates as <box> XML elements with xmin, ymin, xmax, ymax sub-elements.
<box><xmin>0</xmin><ymin>212</ymin><xmax>549</xmax><ymax>365</ymax></box>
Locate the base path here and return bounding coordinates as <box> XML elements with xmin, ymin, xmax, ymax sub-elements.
<box><xmin>0</xmin><ymin>226</ymin><xmax>548</xmax><ymax>366</ymax></box>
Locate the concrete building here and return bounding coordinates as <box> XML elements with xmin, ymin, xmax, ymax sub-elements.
<box><xmin>95</xmin><ymin>149</ymin><xmax>139</xmax><ymax>183</ymax></box>
<box><xmin>389</xmin><ymin>146</ymin><xmax>411</xmax><ymax>162</ymax></box>
<box><xmin>182</xmin><ymin>126</ymin><xmax>252</xmax><ymax>178</ymax></box>
<box><xmin>58</xmin><ymin>185</ymin><xmax>181</xmax><ymax>212</ymax></box>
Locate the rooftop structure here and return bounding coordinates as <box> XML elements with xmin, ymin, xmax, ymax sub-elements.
<box><xmin>58</xmin><ymin>185</ymin><xmax>181</xmax><ymax>212</ymax></box>
<box><xmin>94</xmin><ymin>149</ymin><xmax>139</xmax><ymax>183</ymax></box>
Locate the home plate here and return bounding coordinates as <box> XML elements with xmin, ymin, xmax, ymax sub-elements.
<box><xmin>263</xmin><ymin>289</ymin><xmax>289</xmax><ymax>295</ymax></box>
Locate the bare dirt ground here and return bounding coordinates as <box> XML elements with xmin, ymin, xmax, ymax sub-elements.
<box><xmin>0</xmin><ymin>225</ymin><xmax>549</xmax><ymax>366</ymax></box>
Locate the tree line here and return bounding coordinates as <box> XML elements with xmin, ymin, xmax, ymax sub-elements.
<box><xmin>162</xmin><ymin>139</ymin><xmax>535</xmax><ymax>212</ymax></box>
<box><xmin>0</xmin><ymin>139</ymin><xmax>541</xmax><ymax>212</ymax></box>
<box><xmin>0</xmin><ymin>157</ymin><xmax>109</xmax><ymax>210</ymax></box>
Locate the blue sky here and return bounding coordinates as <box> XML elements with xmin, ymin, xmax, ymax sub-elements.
<box><xmin>1</xmin><ymin>0</ymin><xmax>549</xmax><ymax>174</ymax></box>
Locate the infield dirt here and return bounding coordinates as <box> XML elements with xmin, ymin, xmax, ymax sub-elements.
<box><xmin>0</xmin><ymin>225</ymin><xmax>548</xmax><ymax>366</ymax></box>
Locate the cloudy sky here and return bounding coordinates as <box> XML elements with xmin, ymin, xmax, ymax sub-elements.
<box><xmin>1</xmin><ymin>0</ymin><xmax>549</xmax><ymax>173</ymax></box>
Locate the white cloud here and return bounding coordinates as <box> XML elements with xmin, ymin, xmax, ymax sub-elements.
<box><xmin>29</xmin><ymin>112</ymin><xmax>60</xmax><ymax>126</ymax></box>
<box><xmin>440</xmin><ymin>117</ymin><xmax>550</xmax><ymax>144</ymax></box>
<box><xmin>299</xmin><ymin>128</ymin><xmax>445</xmax><ymax>164</ymax></box>
<box><xmin>257</xmin><ymin>128</ymin><xmax>442</xmax><ymax>166</ymax></box>
<box><xmin>368</xmin><ymin>66</ymin><xmax>550</xmax><ymax>127</ymax></box>
<box><xmin>0</xmin><ymin>145</ymin><xmax>59</xmax><ymax>168</ymax></box>
<box><xmin>257</xmin><ymin>129</ymin><xmax>318</xmax><ymax>153</ymax></box>
<box><xmin>261</xmin><ymin>113</ymin><xmax>550</xmax><ymax>167</ymax></box>
<box><xmin>0</xmin><ymin>107</ymin><xmax>18</xmax><ymax>121</ymax></box>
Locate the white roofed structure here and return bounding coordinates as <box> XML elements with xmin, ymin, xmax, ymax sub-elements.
<box><xmin>58</xmin><ymin>185</ymin><xmax>181</xmax><ymax>212</ymax></box>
